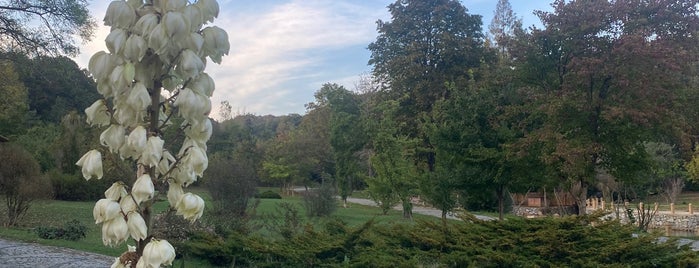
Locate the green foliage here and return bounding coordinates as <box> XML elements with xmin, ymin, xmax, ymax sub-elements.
<box><xmin>302</xmin><ymin>182</ymin><xmax>338</xmax><ymax>217</ymax></box>
<box><xmin>49</xmin><ymin>169</ymin><xmax>111</xmax><ymax>201</ymax></box>
<box><xmin>0</xmin><ymin>143</ymin><xmax>52</xmax><ymax>226</ymax></box>
<box><xmin>0</xmin><ymin>60</ymin><xmax>28</xmax><ymax>137</ymax></box>
<box><xmin>256</xmin><ymin>190</ymin><xmax>282</xmax><ymax>199</ymax></box>
<box><xmin>35</xmin><ymin>219</ymin><xmax>87</xmax><ymax>241</ymax></box>
<box><xmin>182</xmin><ymin>212</ymin><xmax>699</xmax><ymax>267</ymax></box>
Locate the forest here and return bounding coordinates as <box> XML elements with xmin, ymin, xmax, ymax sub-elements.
<box><xmin>2</xmin><ymin>0</ymin><xmax>699</xmax><ymax>266</ymax></box>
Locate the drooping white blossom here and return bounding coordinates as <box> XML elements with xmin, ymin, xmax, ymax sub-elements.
<box><xmin>127</xmin><ymin>82</ymin><xmax>151</xmax><ymax>112</ymax></box>
<box><xmin>120</xmin><ymin>194</ymin><xmax>138</xmax><ymax>214</ymax></box>
<box><xmin>132</xmin><ymin>174</ymin><xmax>154</xmax><ymax>204</ymax></box>
<box><xmin>201</xmin><ymin>26</ymin><xmax>230</xmax><ymax>64</ymax></box>
<box><xmin>104</xmin><ymin>182</ymin><xmax>128</xmax><ymax>201</ymax></box>
<box><xmin>157</xmin><ymin>150</ymin><xmax>176</xmax><ymax>176</ymax></box>
<box><xmin>126</xmin><ymin>211</ymin><xmax>148</xmax><ymax>241</ymax></box>
<box><xmin>126</xmin><ymin>126</ymin><xmax>148</xmax><ymax>157</ymax></box>
<box><xmin>102</xmin><ymin>216</ymin><xmax>129</xmax><ymax>247</ymax></box>
<box><xmin>139</xmin><ymin>136</ymin><xmax>164</xmax><ymax>167</ymax></box>
<box><xmin>85</xmin><ymin>100</ymin><xmax>111</xmax><ymax>127</ymax></box>
<box><xmin>100</xmin><ymin>124</ymin><xmax>126</xmax><ymax>153</ymax></box>
<box><xmin>167</xmin><ymin>181</ymin><xmax>183</xmax><ymax>208</ymax></box>
<box><xmin>133</xmin><ymin>13</ymin><xmax>159</xmax><ymax>37</ymax></box>
<box><xmin>175</xmin><ymin>193</ymin><xmax>205</xmax><ymax>222</ymax></box>
<box><xmin>89</xmin><ymin>51</ymin><xmax>115</xmax><ymax>81</ymax></box>
<box><xmin>104</xmin><ymin>1</ymin><xmax>136</xmax><ymax>29</ymax></box>
<box><xmin>124</xmin><ymin>34</ymin><xmax>148</xmax><ymax>62</ymax></box>
<box><xmin>176</xmin><ymin>49</ymin><xmax>205</xmax><ymax>80</ymax></box>
<box><xmin>141</xmin><ymin>239</ymin><xmax>176</xmax><ymax>268</ymax></box>
<box><xmin>106</xmin><ymin>28</ymin><xmax>129</xmax><ymax>55</ymax></box>
<box><xmin>94</xmin><ymin>198</ymin><xmax>122</xmax><ymax>224</ymax></box>
<box><xmin>197</xmin><ymin>0</ymin><xmax>220</xmax><ymax>23</ymax></box>
<box><xmin>163</xmin><ymin>11</ymin><xmax>190</xmax><ymax>39</ymax></box>
<box><xmin>76</xmin><ymin>150</ymin><xmax>103</xmax><ymax>180</ymax></box>
<box><xmin>189</xmin><ymin>72</ymin><xmax>215</xmax><ymax>97</ymax></box>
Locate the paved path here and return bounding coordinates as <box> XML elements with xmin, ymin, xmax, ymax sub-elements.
<box><xmin>344</xmin><ymin>197</ymin><xmax>496</xmax><ymax>221</ymax></box>
<box><xmin>0</xmin><ymin>239</ymin><xmax>114</xmax><ymax>268</ymax></box>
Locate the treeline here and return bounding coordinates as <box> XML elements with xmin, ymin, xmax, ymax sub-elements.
<box><xmin>210</xmin><ymin>0</ymin><xmax>699</xmax><ymax>221</ymax></box>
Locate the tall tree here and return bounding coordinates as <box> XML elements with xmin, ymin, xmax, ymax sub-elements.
<box><xmin>368</xmin><ymin>0</ymin><xmax>486</xmax><ymax>172</ymax></box>
<box><xmin>0</xmin><ymin>59</ymin><xmax>28</xmax><ymax>136</ymax></box>
<box><xmin>312</xmin><ymin>83</ymin><xmax>366</xmax><ymax>207</ymax></box>
<box><xmin>488</xmin><ymin>0</ymin><xmax>522</xmax><ymax>53</ymax></box>
<box><xmin>0</xmin><ymin>0</ymin><xmax>95</xmax><ymax>55</ymax></box>
<box><xmin>511</xmin><ymin>0</ymin><xmax>699</xmax><ymax>214</ymax></box>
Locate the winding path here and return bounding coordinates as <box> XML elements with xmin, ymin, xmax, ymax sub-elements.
<box><xmin>0</xmin><ymin>239</ymin><xmax>113</xmax><ymax>267</ymax></box>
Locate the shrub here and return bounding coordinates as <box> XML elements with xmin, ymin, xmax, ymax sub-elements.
<box><xmin>302</xmin><ymin>183</ymin><xmax>337</xmax><ymax>217</ymax></box>
<box><xmin>0</xmin><ymin>143</ymin><xmax>53</xmax><ymax>226</ymax></box>
<box><xmin>49</xmin><ymin>169</ymin><xmax>112</xmax><ymax>201</ymax></box>
<box><xmin>256</xmin><ymin>190</ymin><xmax>282</xmax><ymax>199</ymax></box>
<box><xmin>35</xmin><ymin>219</ymin><xmax>86</xmax><ymax>241</ymax></box>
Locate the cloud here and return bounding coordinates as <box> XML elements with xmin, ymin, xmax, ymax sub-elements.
<box><xmin>75</xmin><ymin>1</ymin><xmax>389</xmax><ymax>119</ymax></box>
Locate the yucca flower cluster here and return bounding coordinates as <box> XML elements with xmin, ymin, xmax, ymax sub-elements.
<box><xmin>76</xmin><ymin>0</ymin><xmax>229</xmax><ymax>267</ymax></box>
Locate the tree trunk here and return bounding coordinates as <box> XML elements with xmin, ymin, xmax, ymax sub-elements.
<box><xmin>402</xmin><ymin>199</ymin><xmax>413</xmax><ymax>219</ymax></box>
<box><xmin>497</xmin><ymin>184</ymin><xmax>505</xmax><ymax>221</ymax></box>
<box><xmin>570</xmin><ymin>179</ymin><xmax>588</xmax><ymax>215</ymax></box>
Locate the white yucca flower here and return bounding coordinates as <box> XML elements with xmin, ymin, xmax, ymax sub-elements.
<box><xmin>93</xmin><ymin>198</ymin><xmax>121</xmax><ymax>224</ymax></box>
<box><xmin>76</xmin><ymin>150</ymin><xmax>103</xmax><ymax>180</ymax></box>
<box><xmin>100</xmin><ymin>124</ymin><xmax>126</xmax><ymax>153</ymax></box>
<box><xmin>104</xmin><ymin>1</ymin><xmax>136</xmax><ymax>29</ymax></box>
<box><xmin>104</xmin><ymin>182</ymin><xmax>128</xmax><ymax>201</ymax></box>
<box><xmin>106</xmin><ymin>28</ymin><xmax>129</xmax><ymax>55</ymax></box>
<box><xmin>176</xmin><ymin>49</ymin><xmax>205</xmax><ymax>80</ymax></box>
<box><xmin>173</xmin><ymin>88</ymin><xmax>210</xmax><ymax>123</ymax></box>
<box><xmin>126</xmin><ymin>126</ymin><xmax>148</xmax><ymax>156</ymax></box>
<box><xmin>140</xmin><ymin>136</ymin><xmax>164</xmax><ymax>168</ymax></box>
<box><xmin>85</xmin><ymin>100</ymin><xmax>111</xmax><ymax>127</ymax></box>
<box><xmin>133</xmin><ymin>13</ymin><xmax>159</xmax><ymax>37</ymax></box>
<box><xmin>141</xmin><ymin>239</ymin><xmax>176</xmax><ymax>268</ymax></box>
<box><xmin>202</xmin><ymin>26</ymin><xmax>230</xmax><ymax>64</ymax></box>
<box><xmin>189</xmin><ymin>72</ymin><xmax>215</xmax><ymax>97</ymax></box>
<box><xmin>175</xmin><ymin>193</ymin><xmax>205</xmax><ymax>222</ymax></box>
<box><xmin>132</xmin><ymin>174</ymin><xmax>155</xmax><ymax>204</ymax></box>
<box><xmin>120</xmin><ymin>194</ymin><xmax>138</xmax><ymax>214</ymax></box>
<box><xmin>164</xmin><ymin>0</ymin><xmax>187</xmax><ymax>12</ymax></box>
<box><xmin>124</xmin><ymin>34</ymin><xmax>148</xmax><ymax>62</ymax></box>
<box><xmin>197</xmin><ymin>0</ymin><xmax>219</xmax><ymax>23</ymax></box>
<box><xmin>182</xmin><ymin>5</ymin><xmax>204</xmax><ymax>32</ymax></box>
<box><xmin>167</xmin><ymin>181</ymin><xmax>184</xmax><ymax>208</ymax></box>
<box><xmin>102</xmin><ymin>216</ymin><xmax>129</xmax><ymax>247</ymax></box>
<box><xmin>157</xmin><ymin>150</ymin><xmax>176</xmax><ymax>176</ymax></box>
<box><xmin>184</xmin><ymin>119</ymin><xmax>213</xmax><ymax>144</ymax></box>
<box><xmin>182</xmin><ymin>145</ymin><xmax>207</xmax><ymax>177</ymax></box>
<box><xmin>126</xmin><ymin>211</ymin><xmax>148</xmax><ymax>241</ymax></box>
<box><xmin>171</xmin><ymin>165</ymin><xmax>196</xmax><ymax>187</ymax></box>
<box><xmin>148</xmin><ymin>23</ymin><xmax>170</xmax><ymax>56</ymax></box>
<box><xmin>163</xmin><ymin>11</ymin><xmax>190</xmax><ymax>38</ymax></box>
<box><xmin>89</xmin><ymin>51</ymin><xmax>115</xmax><ymax>81</ymax></box>
<box><xmin>127</xmin><ymin>82</ymin><xmax>151</xmax><ymax>112</ymax></box>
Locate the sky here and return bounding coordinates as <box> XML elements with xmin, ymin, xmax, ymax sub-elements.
<box><xmin>73</xmin><ymin>1</ymin><xmax>554</xmax><ymax>119</ymax></box>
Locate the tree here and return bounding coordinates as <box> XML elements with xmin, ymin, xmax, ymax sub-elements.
<box><xmin>367</xmin><ymin>100</ymin><xmax>418</xmax><ymax>219</ymax></box>
<box><xmin>488</xmin><ymin>0</ymin><xmax>522</xmax><ymax>53</ymax></box>
<box><xmin>0</xmin><ymin>59</ymin><xmax>28</xmax><ymax>137</ymax></box>
<box><xmin>0</xmin><ymin>53</ymin><xmax>101</xmax><ymax>123</ymax></box>
<box><xmin>368</xmin><ymin>0</ymin><xmax>487</xmax><ymax>172</ymax></box>
<box><xmin>644</xmin><ymin>142</ymin><xmax>687</xmax><ymax>205</ymax></box>
<box><xmin>0</xmin><ymin>143</ymin><xmax>52</xmax><ymax>226</ymax></box>
<box><xmin>510</xmin><ymin>0</ymin><xmax>699</xmax><ymax>214</ymax></box>
<box><xmin>311</xmin><ymin>83</ymin><xmax>366</xmax><ymax>207</ymax></box>
<box><xmin>78</xmin><ymin>0</ymin><xmax>230</xmax><ymax>266</ymax></box>
<box><xmin>0</xmin><ymin>0</ymin><xmax>95</xmax><ymax>55</ymax></box>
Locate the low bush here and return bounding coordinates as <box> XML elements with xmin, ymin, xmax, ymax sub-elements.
<box><xmin>35</xmin><ymin>219</ymin><xmax>86</xmax><ymax>241</ymax></box>
<box><xmin>256</xmin><ymin>190</ymin><xmax>282</xmax><ymax>199</ymax></box>
<box><xmin>182</xmin><ymin>213</ymin><xmax>699</xmax><ymax>267</ymax></box>
<box><xmin>50</xmin><ymin>170</ymin><xmax>113</xmax><ymax>201</ymax></box>
<box><xmin>302</xmin><ymin>184</ymin><xmax>337</xmax><ymax>217</ymax></box>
